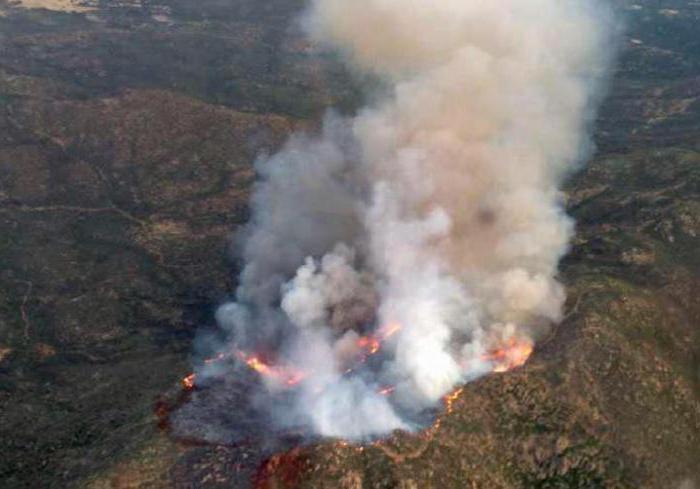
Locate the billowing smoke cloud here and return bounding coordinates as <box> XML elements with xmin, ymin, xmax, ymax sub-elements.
<box><xmin>197</xmin><ymin>0</ymin><xmax>614</xmax><ymax>440</ymax></box>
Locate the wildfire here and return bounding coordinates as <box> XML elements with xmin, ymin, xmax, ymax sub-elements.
<box><xmin>378</xmin><ymin>322</ymin><xmax>402</xmax><ymax>339</ymax></box>
<box><xmin>180</xmin><ymin>348</ymin><xmax>306</xmax><ymax>391</ymax></box>
<box><xmin>180</xmin><ymin>322</ymin><xmax>405</xmax><ymax>391</ymax></box>
<box><xmin>483</xmin><ymin>337</ymin><xmax>534</xmax><ymax>373</ymax></box>
<box><xmin>423</xmin><ymin>386</ymin><xmax>465</xmax><ymax>436</ymax></box>
<box><xmin>182</xmin><ymin>373</ymin><xmax>196</xmax><ymax>391</ymax></box>
<box><xmin>356</xmin><ymin>336</ymin><xmax>381</xmax><ymax>355</ymax></box>
<box><xmin>236</xmin><ymin>351</ymin><xmax>306</xmax><ymax>387</ymax></box>
<box><xmin>443</xmin><ymin>387</ymin><xmax>464</xmax><ymax>414</ymax></box>
<box><xmin>424</xmin><ymin>338</ymin><xmax>533</xmax><ymax>438</ymax></box>
<box><xmin>352</xmin><ymin>321</ymin><xmax>402</xmax><ymax>364</ymax></box>
<box><xmin>180</xmin><ymin>324</ymin><xmax>533</xmax><ymax>421</ymax></box>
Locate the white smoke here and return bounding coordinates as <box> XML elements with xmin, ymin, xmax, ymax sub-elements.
<box><xmin>207</xmin><ymin>0</ymin><xmax>614</xmax><ymax>439</ymax></box>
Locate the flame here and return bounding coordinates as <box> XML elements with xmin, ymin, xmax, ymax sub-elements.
<box><xmin>181</xmin><ymin>325</ymin><xmax>532</xmax><ymax>395</ymax></box>
<box><xmin>422</xmin><ymin>386</ymin><xmax>465</xmax><ymax>436</ymax></box>
<box><xmin>378</xmin><ymin>322</ymin><xmax>402</xmax><ymax>339</ymax></box>
<box><xmin>356</xmin><ymin>336</ymin><xmax>381</xmax><ymax>355</ymax></box>
<box><xmin>483</xmin><ymin>337</ymin><xmax>534</xmax><ymax>373</ymax></box>
<box><xmin>182</xmin><ymin>373</ymin><xmax>196</xmax><ymax>390</ymax></box>
<box><xmin>243</xmin><ymin>355</ymin><xmax>273</xmax><ymax>376</ymax></box>
<box><xmin>443</xmin><ymin>387</ymin><xmax>464</xmax><ymax>413</ymax></box>
<box><xmin>204</xmin><ymin>352</ymin><xmax>227</xmax><ymax>365</ymax></box>
<box><xmin>352</xmin><ymin>321</ymin><xmax>403</xmax><ymax>365</ymax></box>
<box><xmin>179</xmin><ymin>326</ymin><xmax>536</xmax><ymax>446</ymax></box>
<box><xmin>423</xmin><ymin>338</ymin><xmax>533</xmax><ymax>438</ymax></box>
<box><xmin>180</xmin><ymin>348</ymin><xmax>306</xmax><ymax>391</ymax></box>
<box><xmin>181</xmin><ymin>322</ymin><xmax>404</xmax><ymax>391</ymax></box>
<box><xmin>236</xmin><ymin>351</ymin><xmax>307</xmax><ymax>386</ymax></box>
<box><xmin>182</xmin><ymin>325</ymin><xmax>530</xmax><ymax>390</ymax></box>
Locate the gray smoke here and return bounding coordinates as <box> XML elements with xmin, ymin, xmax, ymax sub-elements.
<box><xmin>203</xmin><ymin>0</ymin><xmax>614</xmax><ymax>440</ymax></box>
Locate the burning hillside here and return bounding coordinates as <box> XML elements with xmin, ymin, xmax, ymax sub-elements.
<box><xmin>177</xmin><ymin>0</ymin><xmax>613</xmax><ymax>443</ymax></box>
<box><xmin>180</xmin><ymin>329</ymin><xmax>533</xmax><ymax>395</ymax></box>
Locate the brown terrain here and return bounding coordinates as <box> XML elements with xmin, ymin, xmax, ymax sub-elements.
<box><xmin>0</xmin><ymin>0</ymin><xmax>698</xmax><ymax>488</ymax></box>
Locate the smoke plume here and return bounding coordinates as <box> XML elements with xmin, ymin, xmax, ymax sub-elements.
<box><xmin>195</xmin><ymin>0</ymin><xmax>614</xmax><ymax>440</ymax></box>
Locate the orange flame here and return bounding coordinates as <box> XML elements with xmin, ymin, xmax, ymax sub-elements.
<box><xmin>181</xmin><ymin>348</ymin><xmax>306</xmax><ymax>391</ymax></box>
<box><xmin>182</xmin><ymin>373</ymin><xmax>196</xmax><ymax>390</ymax></box>
<box><xmin>423</xmin><ymin>387</ymin><xmax>465</xmax><ymax>435</ymax></box>
<box><xmin>443</xmin><ymin>387</ymin><xmax>464</xmax><ymax>413</ymax></box>
<box><xmin>183</xmin><ymin>322</ymin><xmax>404</xmax><ymax>390</ymax></box>
<box><xmin>353</xmin><ymin>322</ymin><xmax>402</xmax><ymax>360</ymax></box>
<box><xmin>378</xmin><ymin>322</ymin><xmax>402</xmax><ymax>340</ymax></box>
<box><xmin>356</xmin><ymin>336</ymin><xmax>381</xmax><ymax>355</ymax></box>
<box><xmin>236</xmin><ymin>351</ymin><xmax>307</xmax><ymax>387</ymax></box>
<box><xmin>483</xmin><ymin>338</ymin><xmax>534</xmax><ymax>373</ymax></box>
<box><xmin>179</xmin><ymin>326</ymin><xmax>535</xmax><ymax>446</ymax></box>
<box><xmin>424</xmin><ymin>338</ymin><xmax>533</xmax><ymax>438</ymax></box>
